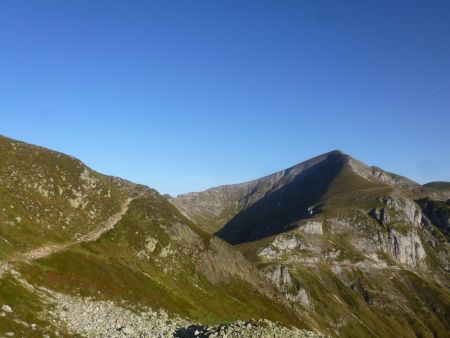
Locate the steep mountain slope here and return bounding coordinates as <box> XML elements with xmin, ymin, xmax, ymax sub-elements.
<box><xmin>171</xmin><ymin>151</ymin><xmax>450</xmax><ymax>337</ymax></box>
<box><xmin>0</xmin><ymin>136</ymin><xmax>321</xmax><ymax>337</ymax></box>
<box><xmin>170</xmin><ymin>151</ymin><xmax>346</xmax><ymax>234</ymax></box>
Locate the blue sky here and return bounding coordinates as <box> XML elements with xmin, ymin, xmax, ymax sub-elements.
<box><xmin>1</xmin><ymin>0</ymin><xmax>449</xmax><ymax>195</ymax></box>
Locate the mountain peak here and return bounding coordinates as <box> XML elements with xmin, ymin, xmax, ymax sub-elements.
<box><xmin>326</xmin><ymin>149</ymin><xmax>346</xmax><ymax>156</ymax></box>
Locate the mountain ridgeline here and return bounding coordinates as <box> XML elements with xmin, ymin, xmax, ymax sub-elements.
<box><xmin>0</xmin><ymin>135</ymin><xmax>449</xmax><ymax>337</ymax></box>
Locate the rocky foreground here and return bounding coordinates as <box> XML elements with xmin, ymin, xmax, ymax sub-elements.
<box><xmin>176</xmin><ymin>319</ymin><xmax>325</xmax><ymax>338</ymax></box>
<box><xmin>46</xmin><ymin>294</ymin><xmax>325</xmax><ymax>338</ymax></box>
<box><xmin>0</xmin><ymin>269</ymin><xmax>325</xmax><ymax>338</ymax></box>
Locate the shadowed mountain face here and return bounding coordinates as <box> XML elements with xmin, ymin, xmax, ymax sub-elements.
<box><xmin>417</xmin><ymin>198</ymin><xmax>450</xmax><ymax>239</ymax></box>
<box><xmin>216</xmin><ymin>152</ymin><xmax>346</xmax><ymax>244</ymax></box>
<box><xmin>170</xmin><ymin>151</ymin><xmax>347</xmax><ymax>235</ymax></box>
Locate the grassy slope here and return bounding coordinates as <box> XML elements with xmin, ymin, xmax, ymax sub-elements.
<box><xmin>423</xmin><ymin>181</ymin><xmax>450</xmax><ymax>191</ymax></box>
<box><xmin>10</xmin><ymin>192</ymin><xmax>303</xmax><ymax>330</ymax></box>
<box><xmin>0</xmin><ymin>135</ymin><xmax>134</xmax><ymax>259</ymax></box>
<box><xmin>0</xmin><ymin>135</ymin><xmax>305</xmax><ymax>334</ymax></box>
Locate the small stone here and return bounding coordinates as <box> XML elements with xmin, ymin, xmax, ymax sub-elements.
<box><xmin>194</xmin><ymin>329</ymin><xmax>200</xmax><ymax>336</ymax></box>
<box><xmin>1</xmin><ymin>305</ymin><xmax>12</xmax><ymax>313</ymax></box>
<box><xmin>4</xmin><ymin>333</ymin><xmax>14</xmax><ymax>337</ymax></box>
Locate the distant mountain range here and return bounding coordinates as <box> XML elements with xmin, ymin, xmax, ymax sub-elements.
<box><xmin>0</xmin><ymin>135</ymin><xmax>448</xmax><ymax>337</ymax></box>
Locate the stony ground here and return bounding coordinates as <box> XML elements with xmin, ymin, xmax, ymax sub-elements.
<box><xmin>175</xmin><ymin>319</ymin><xmax>326</xmax><ymax>337</ymax></box>
<box><xmin>0</xmin><ymin>271</ymin><xmax>325</xmax><ymax>338</ymax></box>
<box><xmin>48</xmin><ymin>296</ymin><xmax>189</xmax><ymax>337</ymax></box>
<box><xmin>46</xmin><ymin>292</ymin><xmax>325</xmax><ymax>337</ymax></box>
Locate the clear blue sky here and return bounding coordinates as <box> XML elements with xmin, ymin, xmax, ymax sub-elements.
<box><xmin>1</xmin><ymin>0</ymin><xmax>449</xmax><ymax>195</ymax></box>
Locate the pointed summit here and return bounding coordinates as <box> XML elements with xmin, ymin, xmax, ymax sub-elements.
<box><xmin>171</xmin><ymin>150</ymin><xmax>355</xmax><ymax>236</ymax></box>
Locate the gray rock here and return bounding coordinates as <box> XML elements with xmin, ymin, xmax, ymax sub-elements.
<box><xmin>1</xmin><ymin>305</ymin><xmax>12</xmax><ymax>313</ymax></box>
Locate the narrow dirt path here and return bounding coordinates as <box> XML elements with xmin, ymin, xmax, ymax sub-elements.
<box><xmin>20</xmin><ymin>195</ymin><xmax>137</xmax><ymax>261</ymax></box>
<box><xmin>0</xmin><ymin>193</ymin><xmax>143</xmax><ymax>277</ymax></box>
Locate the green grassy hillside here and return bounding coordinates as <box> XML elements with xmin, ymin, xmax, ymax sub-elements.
<box><xmin>0</xmin><ymin>135</ymin><xmax>137</xmax><ymax>259</ymax></box>
<box><xmin>0</xmin><ymin>136</ymin><xmax>309</xmax><ymax>336</ymax></box>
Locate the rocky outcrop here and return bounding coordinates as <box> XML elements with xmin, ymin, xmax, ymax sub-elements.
<box><xmin>263</xmin><ymin>265</ymin><xmax>311</xmax><ymax>308</ymax></box>
<box><xmin>258</xmin><ymin>234</ymin><xmax>305</xmax><ymax>260</ymax></box>
<box><xmin>369</xmin><ymin>195</ymin><xmax>423</xmax><ymax>228</ymax></box>
<box><xmin>299</xmin><ymin>221</ymin><xmax>323</xmax><ymax>235</ymax></box>
<box><xmin>197</xmin><ymin>238</ymin><xmax>270</xmax><ymax>294</ymax></box>
<box><xmin>382</xmin><ymin>229</ymin><xmax>426</xmax><ymax>268</ymax></box>
<box><xmin>369</xmin><ymin>208</ymin><xmax>391</xmax><ymax>226</ymax></box>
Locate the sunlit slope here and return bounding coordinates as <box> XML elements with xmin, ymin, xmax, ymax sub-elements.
<box><xmin>0</xmin><ymin>135</ymin><xmax>139</xmax><ymax>259</ymax></box>
<box><xmin>15</xmin><ymin>191</ymin><xmax>302</xmax><ymax>325</ymax></box>
<box><xmin>0</xmin><ymin>135</ymin><xmax>308</xmax><ymax>336</ymax></box>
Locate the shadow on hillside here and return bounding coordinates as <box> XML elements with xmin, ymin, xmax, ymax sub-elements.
<box><xmin>215</xmin><ymin>152</ymin><xmax>346</xmax><ymax>245</ymax></box>
<box><xmin>174</xmin><ymin>324</ymin><xmax>205</xmax><ymax>337</ymax></box>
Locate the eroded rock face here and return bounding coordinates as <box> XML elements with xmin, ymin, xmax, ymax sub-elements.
<box><xmin>258</xmin><ymin>234</ymin><xmax>304</xmax><ymax>260</ymax></box>
<box><xmin>369</xmin><ymin>208</ymin><xmax>391</xmax><ymax>226</ymax></box>
<box><xmin>263</xmin><ymin>265</ymin><xmax>311</xmax><ymax>308</ymax></box>
<box><xmin>197</xmin><ymin>238</ymin><xmax>270</xmax><ymax>294</ymax></box>
<box><xmin>384</xmin><ymin>229</ymin><xmax>426</xmax><ymax>268</ymax></box>
<box><xmin>363</xmin><ymin>195</ymin><xmax>428</xmax><ymax>269</ymax></box>
<box><xmin>145</xmin><ymin>236</ymin><xmax>158</xmax><ymax>252</ymax></box>
<box><xmin>272</xmin><ymin>235</ymin><xmax>304</xmax><ymax>250</ymax></box>
<box><xmin>299</xmin><ymin>221</ymin><xmax>323</xmax><ymax>235</ymax></box>
<box><xmin>326</xmin><ymin>218</ymin><xmax>354</xmax><ymax>234</ymax></box>
<box><xmin>383</xmin><ymin>196</ymin><xmax>422</xmax><ymax>227</ymax></box>
<box><xmin>352</xmin><ymin>227</ymin><xmax>427</xmax><ymax>269</ymax></box>
<box><xmin>369</xmin><ymin>196</ymin><xmax>423</xmax><ymax>228</ymax></box>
